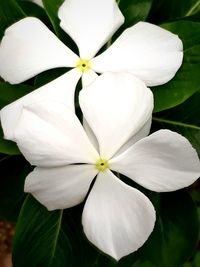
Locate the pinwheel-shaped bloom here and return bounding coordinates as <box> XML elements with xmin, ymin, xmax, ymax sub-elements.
<box><xmin>0</xmin><ymin>0</ymin><xmax>183</xmax><ymax>89</ymax></box>
<box><xmin>1</xmin><ymin>73</ymin><xmax>199</xmax><ymax>260</ymax></box>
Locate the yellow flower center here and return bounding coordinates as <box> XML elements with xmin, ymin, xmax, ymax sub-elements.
<box><xmin>95</xmin><ymin>159</ymin><xmax>109</xmax><ymax>172</ymax></box>
<box><xmin>76</xmin><ymin>59</ymin><xmax>91</xmax><ymax>72</ymax></box>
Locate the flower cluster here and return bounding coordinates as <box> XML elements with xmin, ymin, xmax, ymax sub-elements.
<box><xmin>0</xmin><ymin>0</ymin><xmax>199</xmax><ymax>261</ymax></box>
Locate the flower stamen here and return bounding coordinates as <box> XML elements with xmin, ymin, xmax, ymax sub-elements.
<box><xmin>95</xmin><ymin>159</ymin><xmax>109</xmax><ymax>172</ymax></box>
<box><xmin>76</xmin><ymin>59</ymin><xmax>91</xmax><ymax>72</ymax></box>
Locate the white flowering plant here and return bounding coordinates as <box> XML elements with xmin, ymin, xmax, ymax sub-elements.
<box><xmin>0</xmin><ymin>0</ymin><xmax>200</xmax><ymax>267</ymax></box>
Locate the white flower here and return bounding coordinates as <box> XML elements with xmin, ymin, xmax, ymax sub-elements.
<box><xmin>1</xmin><ymin>73</ymin><xmax>199</xmax><ymax>260</ymax></box>
<box><xmin>0</xmin><ymin>0</ymin><xmax>183</xmax><ymax>88</ymax></box>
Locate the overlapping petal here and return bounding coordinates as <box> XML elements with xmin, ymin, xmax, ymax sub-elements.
<box><xmin>25</xmin><ymin>164</ymin><xmax>97</xmax><ymax>210</ymax></box>
<box><xmin>0</xmin><ymin>17</ymin><xmax>78</xmax><ymax>84</ymax></box>
<box><xmin>82</xmin><ymin>170</ymin><xmax>156</xmax><ymax>260</ymax></box>
<box><xmin>114</xmin><ymin>117</ymin><xmax>152</xmax><ymax>156</ymax></box>
<box><xmin>110</xmin><ymin>130</ymin><xmax>200</xmax><ymax>192</ymax></box>
<box><xmin>82</xmin><ymin>69</ymin><xmax>98</xmax><ymax>87</ymax></box>
<box><xmin>92</xmin><ymin>22</ymin><xmax>183</xmax><ymax>86</ymax></box>
<box><xmin>13</xmin><ymin>100</ymin><xmax>99</xmax><ymax>167</ymax></box>
<box><xmin>83</xmin><ymin>118</ymin><xmax>99</xmax><ymax>152</ymax></box>
<box><xmin>58</xmin><ymin>0</ymin><xmax>124</xmax><ymax>58</ymax></box>
<box><xmin>79</xmin><ymin>72</ymin><xmax>153</xmax><ymax>159</ymax></box>
<box><xmin>0</xmin><ymin>69</ymin><xmax>81</xmax><ymax>140</ymax></box>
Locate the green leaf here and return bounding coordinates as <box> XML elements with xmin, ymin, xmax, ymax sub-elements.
<box><xmin>140</xmin><ymin>191</ymin><xmax>199</xmax><ymax>267</ymax></box>
<box><xmin>182</xmin><ymin>263</ymin><xmax>193</xmax><ymax>267</ymax></box>
<box><xmin>194</xmin><ymin>252</ymin><xmax>200</xmax><ymax>266</ymax></box>
<box><xmin>149</xmin><ymin>0</ymin><xmax>200</xmax><ymax>23</ymax></box>
<box><xmin>119</xmin><ymin>0</ymin><xmax>153</xmax><ymax>27</ymax></box>
<box><xmin>0</xmin><ymin>155</ymin><xmax>29</xmax><ymax>221</ymax></box>
<box><xmin>153</xmin><ymin>20</ymin><xmax>200</xmax><ymax>112</ymax></box>
<box><xmin>184</xmin><ymin>10</ymin><xmax>200</xmax><ymax>22</ymax></box>
<box><xmin>0</xmin><ymin>82</ymin><xmax>33</xmax><ymax>109</ymax></box>
<box><xmin>34</xmin><ymin>68</ymin><xmax>68</xmax><ymax>88</ymax></box>
<box><xmin>62</xmin><ymin>206</ymin><xmax>101</xmax><ymax>267</ymax></box>
<box><xmin>0</xmin><ymin>126</ymin><xmax>20</xmax><ymax>155</ymax></box>
<box><xmin>0</xmin><ymin>0</ymin><xmax>26</xmax><ymax>39</ymax></box>
<box><xmin>13</xmin><ymin>195</ymin><xmax>72</xmax><ymax>267</ymax></box>
<box><xmin>42</xmin><ymin>0</ymin><xmax>64</xmax><ymax>35</ymax></box>
<box><xmin>131</xmin><ymin>261</ymin><xmax>156</xmax><ymax>267</ymax></box>
<box><xmin>17</xmin><ymin>0</ymin><xmax>50</xmax><ymax>25</ymax></box>
<box><xmin>161</xmin><ymin>21</ymin><xmax>200</xmax><ymax>50</ymax></box>
<box><xmin>152</xmin><ymin>91</ymin><xmax>200</xmax><ymax>155</ymax></box>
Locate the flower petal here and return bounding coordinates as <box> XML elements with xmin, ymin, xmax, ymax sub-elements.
<box><xmin>0</xmin><ymin>69</ymin><xmax>81</xmax><ymax>140</ymax></box>
<box><xmin>82</xmin><ymin>170</ymin><xmax>156</xmax><ymax>260</ymax></box>
<box><xmin>83</xmin><ymin>118</ymin><xmax>99</xmax><ymax>153</ymax></box>
<box><xmin>58</xmin><ymin>0</ymin><xmax>124</xmax><ymax>58</ymax></box>
<box><xmin>13</xmin><ymin>100</ymin><xmax>99</xmax><ymax>167</ymax></box>
<box><xmin>79</xmin><ymin>72</ymin><xmax>153</xmax><ymax>159</ymax></box>
<box><xmin>25</xmin><ymin>164</ymin><xmax>97</xmax><ymax>210</ymax></box>
<box><xmin>110</xmin><ymin>130</ymin><xmax>200</xmax><ymax>192</ymax></box>
<box><xmin>114</xmin><ymin>117</ymin><xmax>152</xmax><ymax>157</ymax></box>
<box><xmin>92</xmin><ymin>22</ymin><xmax>183</xmax><ymax>86</ymax></box>
<box><xmin>82</xmin><ymin>70</ymin><xmax>98</xmax><ymax>87</ymax></box>
<box><xmin>0</xmin><ymin>17</ymin><xmax>78</xmax><ymax>84</ymax></box>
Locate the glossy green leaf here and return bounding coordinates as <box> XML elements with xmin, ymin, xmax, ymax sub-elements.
<box><xmin>119</xmin><ymin>0</ymin><xmax>153</xmax><ymax>27</ymax></box>
<box><xmin>152</xmin><ymin>91</ymin><xmax>200</xmax><ymax>155</ymax></box>
<box><xmin>13</xmin><ymin>195</ymin><xmax>72</xmax><ymax>267</ymax></box>
<box><xmin>0</xmin><ymin>0</ymin><xmax>26</xmax><ymax>39</ymax></box>
<box><xmin>149</xmin><ymin>0</ymin><xmax>200</xmax><ymax>23</ymax></box>
<box><xmin>140</xmin><ymin>191</ymin><xmax>199</xmax><ymax>267</ymax></box>
<box><xmin>153</xmin><ymin>20</ymin><xmax>200</xmax><ymax>112</ymax></box>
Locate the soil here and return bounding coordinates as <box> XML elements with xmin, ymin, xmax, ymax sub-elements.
<box><xmin>0</xmin><ymin>221</ymin><xmax>15</xmax><ymax>267</ymax></box>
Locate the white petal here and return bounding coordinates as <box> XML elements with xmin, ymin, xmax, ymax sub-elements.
<box><xmin>0</xmin><ymin>69</ymin><xmax>81</xmax><ymax>140</ymax></box>
<box><xmin>110</xmin><ymin>130</ymin><xmax>200</xmax><ymax>192</ymax></box>
<box><xmin>13</xmin><ymin>100</ymin><xmax>99</xmax><ymax>167</ymax></box>
<box><xmin>58</xmin><ymin>0</ymin><xmax>124</xmax><ymax>58</ymax></box>
<box><xmin>114</xmin><ymin>117</ymin><xmax>152</xmax><ymax>157</ymax></box>
<box><xmin>82</xmin><ymin>70</ymin><xmax>98</xmax><ymax>87</ymax></box>
<box><xmin>83</xmin><ymin>118</ymin><xmax>99</xmax><ymax>153</ymax></box>
<box><xmin>79</xmin><ymin>72</ymin><xmax>153</xmax><ymax>159</ymax></box>
<box><xmin>92</xmin><ymin>22</ymin><xmax>183</xmax><ymax>86</ymax></box>
<box><xmin>25</xmin><ymin>164</ymin><xmax>97</xmax><ymax>210</ymax></box>
<box><xmin>0</xmin><ymin>17</ymin><xmax>78</xmax><ymax>84</ymax></box>
<box><xmin>82</xmin><ymin>170</ymin><xmax>156</xmax><ymax>260</ymax></box>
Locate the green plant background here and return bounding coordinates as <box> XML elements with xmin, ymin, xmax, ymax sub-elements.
<box><xmin>0</xmin><ymin>0</ymin><xmax>200</xmax><ymax>266</ymax></box>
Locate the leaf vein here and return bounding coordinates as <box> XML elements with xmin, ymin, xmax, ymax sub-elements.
<box><xmin>153</xmin><ymin>117</ymin><xmax>200</xmax><ymax>130</ymax></box>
